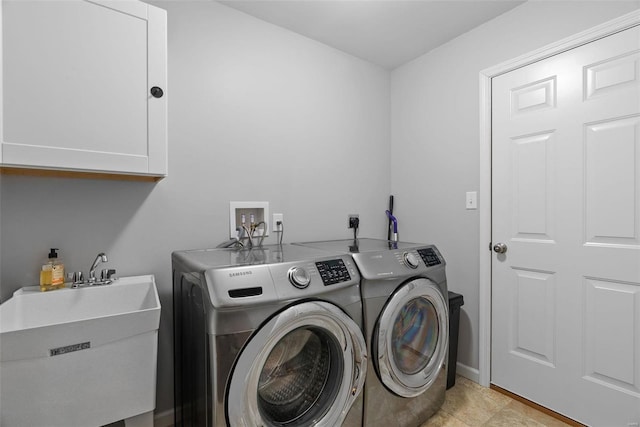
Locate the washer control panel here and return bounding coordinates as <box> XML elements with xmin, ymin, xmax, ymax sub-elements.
<box><xmin>417</xmin><ymin>248</ymin><xmax>441</xmax><ymax>267</ymax></box>
<box><xmin>315</xmin><ymin>259</ymin><xmax>351</xmax><ymax>286</ymax></box>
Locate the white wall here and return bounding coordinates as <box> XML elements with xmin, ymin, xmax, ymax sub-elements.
<box><xmin>390</xmin><ymin>0</ymin><xmax>640</xmax><ymax>377</ymax></box>
<box><xmin>0</xmin><ymin>0</ymin><xmax>390</xmax><ymax>413</ymax></box>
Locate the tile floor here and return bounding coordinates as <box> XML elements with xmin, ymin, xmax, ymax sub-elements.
<box><xmin>421</xmin><ymin>376</ymin><xmax>571</xmax><ymax>427</ymax></box>
<box><xmin>108</xmin><ymin>375</ymin><xmax>571</xmax><ymax>427</ymax></box>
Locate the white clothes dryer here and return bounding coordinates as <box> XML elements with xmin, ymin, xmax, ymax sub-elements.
<box><xmin>171</xmin><ymin>244</ymin><xmax>367</xmax><ymax>427</ymax></box>
<box><xmin>294</xmin><ymin>238</ymin><xmax>449</xmax><ymax>427</ymax></box>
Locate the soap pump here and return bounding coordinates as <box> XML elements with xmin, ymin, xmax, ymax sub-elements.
<box><xmin>40</xmin><ymin>248</ymin><xmax>65</xmax><ymax>292</ymax></box>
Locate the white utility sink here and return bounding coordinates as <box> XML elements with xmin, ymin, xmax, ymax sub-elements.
<box><xmin>0</xmin><ymin>275</ymin><xmax>161</xmax><ymax>427</ymax></box>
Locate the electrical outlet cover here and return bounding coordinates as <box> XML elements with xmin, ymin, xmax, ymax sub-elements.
<box><xmin>272</xmin><ymin>213</ymin><xmax>284</xmax><ymax>232</ymax></box>
<box><xmin>348</xmin><ymin>214</ymin><xmax>359</xmax><ymax>228</ymax></box>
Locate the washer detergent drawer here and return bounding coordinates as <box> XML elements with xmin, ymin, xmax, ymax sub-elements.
<box><xmin>226</xmin><ymin>301</ymin><xmax>367</xmax><ymax>427</ymax></box>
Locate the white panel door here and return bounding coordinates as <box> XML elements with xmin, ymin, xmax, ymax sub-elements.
<box><xmin>491</xmin><ymin>25</ymin><xmax>640</xmax><ymax>426</ymax></box>
<box><xmin>1</xmin><ymin>0</ymin><xmax>167</xmax><ymax>176</ymax></box>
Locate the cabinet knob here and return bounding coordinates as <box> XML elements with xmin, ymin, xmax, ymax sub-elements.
<box><xmin>150</xmin><ymin>86</ymin><xmax>164</xmax><ymax>98</ymax></box>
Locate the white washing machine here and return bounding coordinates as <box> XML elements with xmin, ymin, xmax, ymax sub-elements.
<box><xmin>172</xmin><ymin>244</ymin><xmax>367</xmax><ymax>427</ymax></box>
<box><xmin>294</xmin><ymin>238</ymin><xmax>449</xmax><ymax>427</ymax></box>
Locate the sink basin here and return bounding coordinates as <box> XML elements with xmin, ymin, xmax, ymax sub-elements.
<box><xmin>0</xmin><ymin>275</ymin><xmax>161</xmax><ymax>427</ymax></box>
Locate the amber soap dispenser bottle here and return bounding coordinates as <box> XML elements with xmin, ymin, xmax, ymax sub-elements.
<box><xmin>40</xmin><ymin>248</ymin><xmax>65</xmax><ymax>292</ymax></box>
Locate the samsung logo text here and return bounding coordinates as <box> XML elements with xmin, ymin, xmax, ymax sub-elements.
<box><xmin>229</xmin><ymin>271</ymin><xmax>253</xmax><ymax>277</ymax></box>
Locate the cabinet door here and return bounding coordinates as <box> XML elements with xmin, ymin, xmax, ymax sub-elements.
<box><xmin>0</xmin><ymin>0</ymin><xmax>167</xmax><ymax>177</ymax></box>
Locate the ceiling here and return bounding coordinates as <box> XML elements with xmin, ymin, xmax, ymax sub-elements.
<box><xmin>217</xmin><ymin>0</ymin><xmax>526</xmax><ymax>69</ymax></box>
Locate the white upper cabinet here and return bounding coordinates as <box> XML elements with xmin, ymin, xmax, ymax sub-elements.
<box><xmin>0</xmin><ymin>0</ymin><xmax>167</xmax><ymax>178</ymax></box>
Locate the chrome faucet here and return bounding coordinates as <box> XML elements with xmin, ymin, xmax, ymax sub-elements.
<box><xmin>88</xmin><ymin>252</ymin><xmax>108</xmax><ymax>282</ymax></box>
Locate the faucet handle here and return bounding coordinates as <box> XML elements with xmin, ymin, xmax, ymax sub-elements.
<box><xmin>73</xmin><ymin>271</ymin><xmax>84</xmax><ymax>283</ymax></box>
<box><xmin>100</xmin><ymin>269</ymin><xmax>117</xmax><ymax>281</ymax></box>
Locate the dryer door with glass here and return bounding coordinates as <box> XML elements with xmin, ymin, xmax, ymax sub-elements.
<box><xmin>227</xmin><ymin>301</ymin><xmax>367</xmax><ymax>427</ymax></box>
<box><xmin>375</xmin><ymin>278</ymin><xmax>449</xmax><ymax>397</ymax></box>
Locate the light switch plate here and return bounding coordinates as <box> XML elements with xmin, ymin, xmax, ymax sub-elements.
<box><xmin>466</xmin><ymin>192</ymin><xmax>477</xmax><ymax>210</ymax></box>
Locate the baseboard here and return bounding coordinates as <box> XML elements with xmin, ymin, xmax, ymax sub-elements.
<box><xmin>455</xmin><ymin>362</ymin><xmax>480</xmax><ymax>384</ymax></box>
<box><xmin>154</xmin><ymin>409</ymin><xmax>174</xmax><ymax>427</ymax></box>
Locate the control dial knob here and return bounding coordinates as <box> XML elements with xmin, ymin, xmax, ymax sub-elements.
<box><xmin>288</xmin><ymin>267</ymin><xmax>311</xmax><ymax>289</ymax></box>
<box><xmin>403</xmin><ymin>252</ymin><xmax>420</xmax><ymax>269</ymax></box>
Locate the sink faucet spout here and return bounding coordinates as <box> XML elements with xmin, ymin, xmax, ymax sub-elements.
<box><xmin>89</xmin><ymin>253</ymin><xmax>108</xmax><ymax>282</ymax></box>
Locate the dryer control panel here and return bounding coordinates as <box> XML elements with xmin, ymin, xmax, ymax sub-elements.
<box><xmin>316</xmin><ymin>259</ymin><xmax>351</xmax><ymax>286</ymax></box>
<box><xmin>417</xmin><ymin>248</ymin><xmax>441</xmax><ymax>267</ymax></box>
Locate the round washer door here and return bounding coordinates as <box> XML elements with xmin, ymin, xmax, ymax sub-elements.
<box><xmin>227</xmin><ymin>301</ymin><xmax>367</xmax><ymax>427</ymax></box>
<box><xmin>376</xmin><ymin>278</ymin><xmax>448</xmax><ymax>397</ymax></box>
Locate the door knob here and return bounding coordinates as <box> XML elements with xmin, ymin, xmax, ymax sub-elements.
<box><xmin>493</xmin><ymin>243</ymin><xmax>508</xmax><ymax>254</ymax></box>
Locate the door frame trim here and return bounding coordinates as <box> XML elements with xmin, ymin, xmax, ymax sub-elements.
<box><xmin>477</xmin><ymin>9</ymin><xmax>640</xmax><ymax>387</ymax></box>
